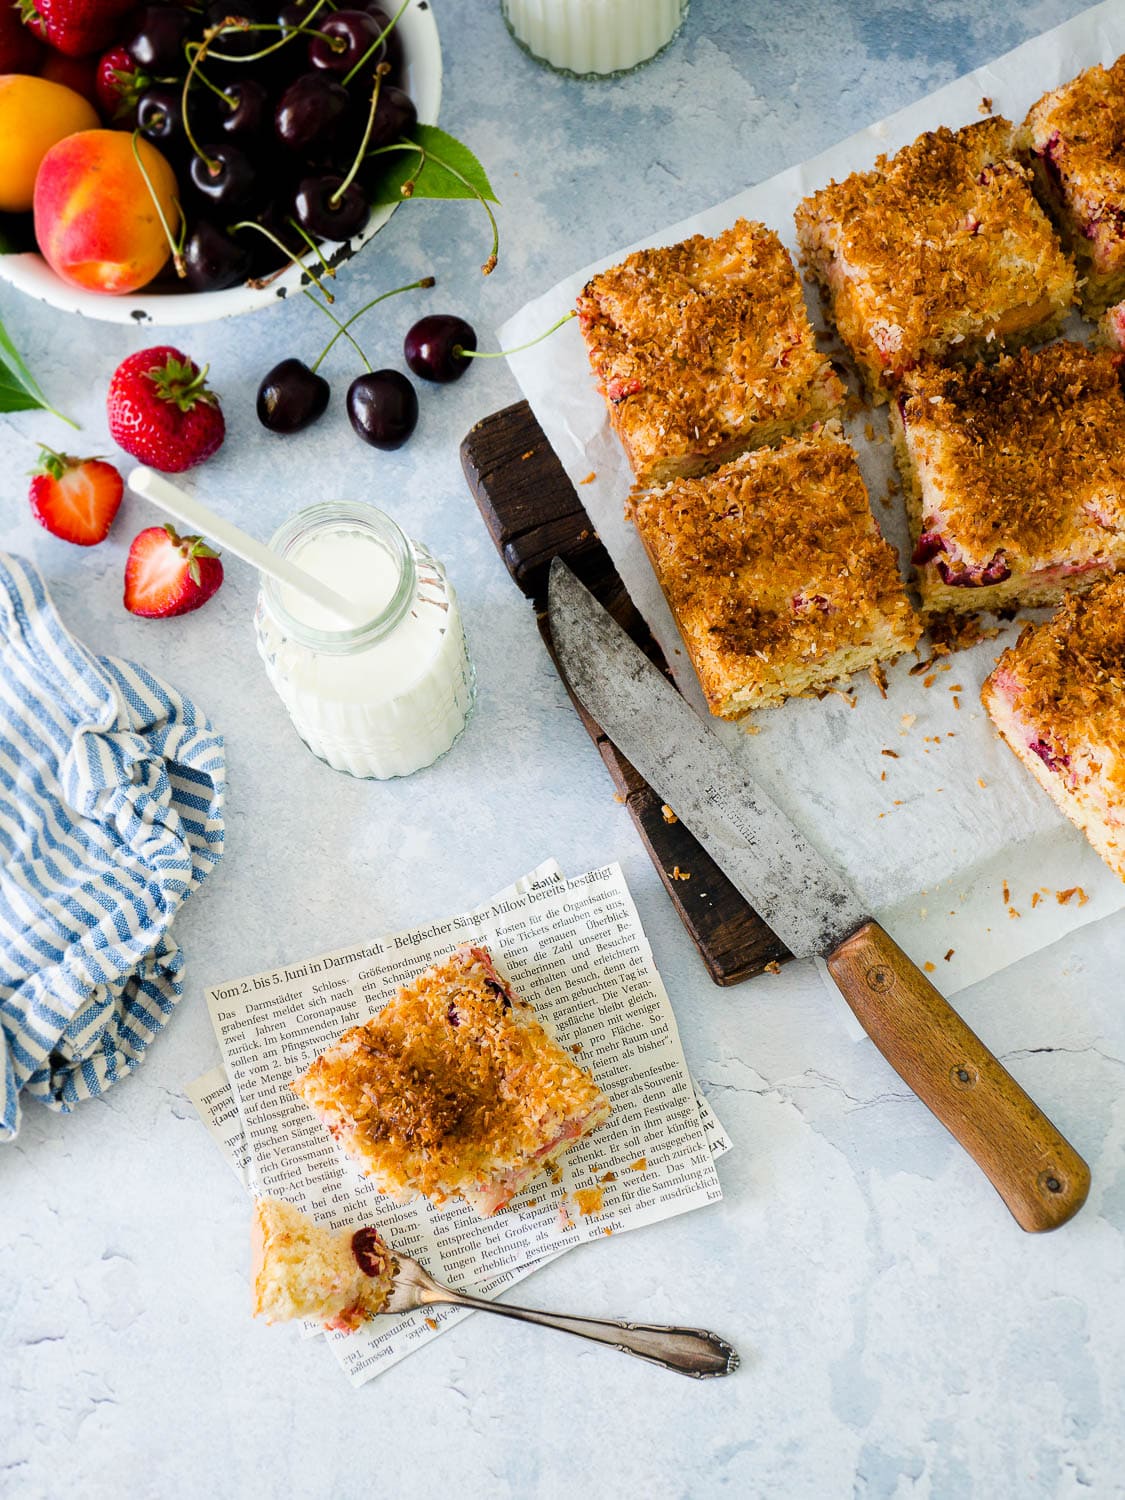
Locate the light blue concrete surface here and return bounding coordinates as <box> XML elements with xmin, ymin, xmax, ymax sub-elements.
<box><xmin>3</xmin><ymin>3</ymin><xmax>1124</xmax><ymax>1497</ymax></box>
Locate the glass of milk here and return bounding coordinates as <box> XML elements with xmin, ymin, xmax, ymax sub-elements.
<box><xmin>500</xmin><ymin>0</ymin><xmax>690</xmax><ymax>78</ymax></box>
<box><xmin>255</xmin><ymin>501</ymin><xmax>475</xmax><ymax>779</ymax></box>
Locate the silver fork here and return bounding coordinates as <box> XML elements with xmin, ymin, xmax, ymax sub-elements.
<box><xmin>382</xmin><ymin>1252</ymin><xmax>740</xmax><ymax>1378</ymax></box>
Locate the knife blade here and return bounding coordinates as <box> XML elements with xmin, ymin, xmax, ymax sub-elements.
<box><xmin>547</xmin><ymin>558</ymin><xmax>1090</xmax><ymax>1233</ymax></box>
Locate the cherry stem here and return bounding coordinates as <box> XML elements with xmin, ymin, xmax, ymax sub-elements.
<box><xmin>182</xmin><ymin>33</ymin><xmax>224</xmax><ymax>171</ymax></box>
<box><xmin>456</xmin><ymin>310</ymin><xmax>577</xmax><ymax>360</ymax></box>
<box><xmin>331</xmin><ymin>61</ymin><xmax>389</xmax><ymax>208</ymax></box>
<box><xmin>368</xmin><ymin>140</ymin><xmax>500</xmax><ymax>274</ymax></box>
<box><xmin>303</xmin><ymin>290</ymin><xmax>371</xmax><ymax>372</ymax></box>
<box><xmin>307</xmin><ymin>274</ymin><xmax>435</xmax><ymax>372</ymax></box>
<box><xmin>286</xmin><ymin>217</ymin><xmax>337</xmax><ymax>287</ymax></box>
<box><xmin>131</xmin><ymin>128</ymin><xmax>186</xmax><ymax>277</ymax></box>
<box><xmin>342</xmin><ymin>0</ymin><xmax>409</xmax><ymax>87</ymax></box>
<box><xmin>231</xmin><ymin>219</ymin><xmax>334</xmax><ymax>300</ymax></box>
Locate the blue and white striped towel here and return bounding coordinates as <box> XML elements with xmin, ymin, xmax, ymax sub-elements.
<box><xmin>0</xmin><ymin>553</ymin><xmax>225</xmax><ymax>1141</ymax></box>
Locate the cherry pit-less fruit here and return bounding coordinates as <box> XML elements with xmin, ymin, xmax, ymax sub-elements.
<box><xmin>108</xmin><ymin>347</ymin><xmax>226</xmax><ymax>472</ymax></box>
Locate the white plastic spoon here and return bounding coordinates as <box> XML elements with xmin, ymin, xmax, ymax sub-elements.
<box><xmin>127</xmin><ymin>466</ymin><xmax>371</xmax><ymax>630</ymax></box>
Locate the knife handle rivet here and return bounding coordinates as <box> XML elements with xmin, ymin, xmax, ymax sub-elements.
<box><xmin>865</xmin><ymin>965</ymin><xmax>894</xmax><ymax>993</ymax></box>
<box><xmin>1039</xmin><ymin>1171</ymin><xmax>1064</xmax><ymax>1195</ymax></box>
<box><xmin>950</xmin><ymin>1064</ymin><xmax>978</xmax><ymax>1088</ymax></box>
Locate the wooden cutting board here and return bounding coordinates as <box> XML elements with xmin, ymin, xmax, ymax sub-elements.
<box><xmin>460</xmin><ymin>399</ymin><xmax>791</xmax><ymax>986</ymax></box>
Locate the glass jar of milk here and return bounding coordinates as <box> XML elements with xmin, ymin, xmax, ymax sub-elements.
<box><xmin>500</xmin><ymin>0</ymin><xmax>689</xmax><ymax>78</ymax></box>
<box><xmin>254</xmin><ymin>501</ymin><xmax>474</xmax><ymax>779</ymax></box>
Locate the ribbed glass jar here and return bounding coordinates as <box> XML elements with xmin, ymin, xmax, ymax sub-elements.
<box><xmin>500</xmin><ymin>0</ymin><xmax>690</xmax><ymax>78</ymax></box>
<box><xmin>254</xmin><ymin>502</ymin><xmax>474</xmax><ymax>780</ymax></box>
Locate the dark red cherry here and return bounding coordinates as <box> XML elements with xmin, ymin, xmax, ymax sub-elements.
<box><xmin>206</xmin><ymin>1</ymin><xmax>272</xmax><ymax>58</ymax></box>
<box><xmin>125</xmin><ymin>4</ymin><xmax>193</xmax><ymax>72</ymax></box>
<box><xmin>346</xmin><ymin>370</ymin><xmax>418</xmax><ymax>449</ymax></box>
<box><xmin>136</xmin><ymin>85</ymin><xmax>184</xmax><ymax>147</ymax></box>
<box><xmin>293</xmin><ymin>174</ymin><xmax>369</xmax><ymax>241</ymax></box>
<box><xmin>368</xmin><ymin>84</ymin><xmax>416</xmax><ymax>150</ymax></box>
<box><xmin>404</xmin><ymin>314</ymin><xmax>477</xmax><ymax>382</ymax></box>
<box><xmin>275</xmin><ymin>72</ymin><xmax>348</xmax><ymax>150</ymax></box>
<box><xmin>257</xmin><ymin>358</ymin><xmax>331</xmax><ymax>433</ymax></box>
<box><xmin>351</xmin><ymin>1228</ymin><xmax>385</xmax><ymax>1277</ymax></box>
<box><xmin>221</xmin><ymin>78</ymin><xmax>269</xmax><ymax>138</ymax></box>
<box><xmin>189</xmin><ymin>144</ymin><xmax>257</xmax><ymax>212</ymax></box>
<box><xmin>183</xmin><ymin>221</ymin><xmax>252</xmax><ymax>291</ymax></box>
<box><xmin>308</xmin><ymin>10</ymin><xmax>383</xmax><ymax>75</ymax></box>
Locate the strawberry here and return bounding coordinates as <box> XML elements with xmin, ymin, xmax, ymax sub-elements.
<box><xmin>107</xmin><ymin>347</ymin><xmax>226</xmax><ymax>473</ymax></box>
<box><xmin>19</xmin><ymin>0</ymin><xmax>133</xmax><ymax>59</ymax></box>
<box><xmin>124</xmin><ymin>525</ymin><xmax>224</xmax><ymax>619</ymax></box>
<box><xmin>28</xmin><ymin>447</ymin><xmax>124</xmax><ymax>546</ymax></box>
<box><xmin>0</xmin><ymin>2</ymin><xmax>45</xmax><ymax>72</ymax></box>
<box><xmin>95</xmin><ymin>44</ymin><xmax>151</xmax><ymax>125</ymax></box>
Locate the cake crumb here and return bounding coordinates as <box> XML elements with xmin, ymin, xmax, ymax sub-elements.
<box><xmin>580</xmin><ymin>471</ymin><xmax>596</xmax><ymax>484</ymax></box>
<box><xmin>1056</xmin><ymin>887</ymin><xmax>1089</xmax><ymax>906</ymax></box>
<box><xmin>661</xmin><ymin>804</ymin><xmax>678</xmax><ymax>824</ymax></box>
<box><xmin>1002</xmin><ymin>881</ymin><xmax>1011</xmax><ymax>904</ymax></box>
<box><xmin>613</xmin><ymin>793</ymin><xmax>625</xmax><ymax>804</ymax></box>
<box><xmin>880</xmin><ymin>770</ymin><xmax>887</xmax><ymax>781</ymax></box>
<box><xmin>923</xmin><ymin>960</ymin><xmax>936</xmax><ymax>973</ymax></box>
<box><xmin>1031</xmin><ymin>892</ymin><xmax>1042</xmax><ymax>908</ymax></box>
<box><xmin>952</xmin><ymin>696</ymin><xmax>961</xmax><ymax>710</ymax></box>
<box><xmin>944</xmin><ymin>948</ymin><xmax>955</xmax><ymax>961</ymax></box>
<box><xmin>977</xmin><ymin>777</ymin><xmax>988</xmax><ymax>789</ymax></box>
<box><xmin>603</xmin><ymin>1227</ymin><xmax>614</xmax><ymax>1236</ymax></box>
<box><xmin>671</xmin><ymin>865</ymin><xmax>691</xmax><ymax>881</ymax></box>
<box><xmin>1008</xmin><ymin>906</ymin><xmax>1021</xmax><ymax>919</ymax></box>
<box><xmin>572</xmin><ymin>1187</ymin><xmax>604</xmax><ymax>1217</ymax></box>
<box><xmin>526</xmin><ymin>1199</ymin><xmax>537</xmax><ymax>1208</ymax></box>
<box><xmin>571</xmin><ymin>1042</ymin><xmax>583</xmax><ymax>1054</ymax></box>
<box><xmin>600</xmin><ymin>1171</ymin><xmax>617</xmax><ymax>1183</ymax></box>
<box><xmin>764</xmin><ymin>960</ymin><xmax>782</xmax><ymax>974</ymax></box>
<box><xmin>520</xmin><ymin>449</ymin><xmax>535</xmax><ymax>461</ymax></box>
<box><xmin>979</xmin><ymin>95</ymin><xmax>993</xmax><ymax>114</ymax></box>
<box><xmin>425</xmin><ymin>1317</ymin><xmax>439</xmax><ymax>1331</ymax></box>
<box><xmin>901</xmin><ymin>713</ymin><xmax>916</xmax><ymax>731</ymax></box>
<box><xmin>628</xmin><ymin>1157</ymin><xmax>647</xmax><ymax>1172</ymax></box>
<box><xmin>923</xmin><ymin>674</ymin><xmax>936</xmax><ymax>688</ymax></box>
<box><xmin>881</xmin><ymin>748</ymin><xmax>899</xmax><ymax>757</ymax></box>
<box><xmin>910</xmin><ymin>656</ymin><xmax>935</xmax><ymax>676</ymax></box>
<box><xmin>869</xmin><ymin>662</ymin><xmax>888</xmax><ymax>698</ymax></box>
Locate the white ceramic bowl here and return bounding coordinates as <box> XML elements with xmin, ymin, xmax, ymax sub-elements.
<box><xmin>0</xmin><ymin>1</ymin><xmax>441</xmax><ymax>326</ymax></box>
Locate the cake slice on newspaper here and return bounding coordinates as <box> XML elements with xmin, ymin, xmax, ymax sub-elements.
<box><xmin>631</xmin><ymin>423</ymin><xmax>920</xmax><ymax>717</ymax></box>
<box><xmin>291</xmin><ymin>945</ymin><xmax>611</xmax><ymax>1217</ymax></box>
<box><xmin>251</xmin><ymin>1197</ymin><xmax>396</xmax><ymax>1332</ymax></box>
<box><xmin>1018</xmin><ymin>56</ymin><xmax>1125</xmax><ymax>317</ymax></box>
<box><xmin>982</xmin><ymin>575</ymin><xmax>1125</xmax><ymax>881</ymax></box>
<box><xmin>577</xmin><ymin>218</ymin><xmax>846</xmax><ymax>486</ymax></box>
<box><xmin>891</xmin><ymin>342</ymin><xmax>1125</xmax><ymax>614</ymax></box>
<box><xmin>795</xmin><ymin>118</ymin><xmax>1075</xmax><ymax>400</ymax></box>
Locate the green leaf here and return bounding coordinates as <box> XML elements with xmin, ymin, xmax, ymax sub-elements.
<box><xmin>0</xmin><ymin>312</ymin><xmax>77</xmax><ymax>425</ymax></box>
<box><xmin>366</xmin><ymin>125</ymin><xmax>499</xmax><ymax>207</ymax></box>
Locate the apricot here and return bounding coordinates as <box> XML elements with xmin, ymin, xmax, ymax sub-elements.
<box><xmin>34</xmin><ymin>131</ymin><xmax>181</xmax><ymax>296</ymax></box>
<box><xmin>0</xmin><ymin>75</ymin><xmax>99</xmax><ymax>213</ymax></box>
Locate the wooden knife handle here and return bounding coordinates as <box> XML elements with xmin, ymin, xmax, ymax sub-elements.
<box><xmin>826</xmin><ymin>921</ymin><xmax>1090</xmax><ymax>1232</ymax></box>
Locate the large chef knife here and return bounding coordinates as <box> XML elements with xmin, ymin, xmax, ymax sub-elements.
<box><xmin>548</xmin><ymin>558</ymin><xmax>1090</xmax><ymax>1232</ymax></box>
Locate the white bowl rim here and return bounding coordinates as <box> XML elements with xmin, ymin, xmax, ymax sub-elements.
<box><xmin>0</xmin><ymin>0</ymin><xmax>442</xmax><ymax>327</ymax></box>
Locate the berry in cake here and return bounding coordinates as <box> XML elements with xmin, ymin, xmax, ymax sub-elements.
<box><xmin>291</xmin><ymin>945</ymin><xmax>611</xmax><ymax>1217</ymax></box>
<box><xmin>251</xmin><ymin>1197</ymin><xmax>397</xmax><ymax>1332</ymax></box>
<box><xmin>576</xmin><ymin>218</ymin><xmax>846</xmax><ymax>486</ymax></box>
<box><xmin>630</xmin><ymin>423</ymin><xmax>921</xmax><ymax>717</ymax></box>
<box><xmin>982</xmin><ymin>575</ymin><xmax>1125</xmax><ymax>881</ymax></box>
<box><xmin>891</xmin><ymin>341</ymin><xmax>1125</xmax><ymax>614</ymax></box>
<box><xmin>1099</xmin><ymin>297</ymin><xmax>1125</xmax><ymax>351</ymax></box>
<box><xmin>795</xmin><ymin>118</ymin><xmax>1076</xmax><ymax>401</ymax></box>
<box><xmin>1017</xmin><ymin>56</ymin><xmax>1125</xmax><ymax>318</ymax></box>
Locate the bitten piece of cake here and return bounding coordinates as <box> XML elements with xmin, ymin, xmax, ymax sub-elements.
<box><xmin>795</xmin><ymin>118</ymin><xmax>1075</xmax><ymax>400</ymax></box>
<box><xmin>577</xmin><ymin>218</ymin><xmax>845</xmax><ymax>485</ymax></box>
<box><xmin>982</xmin><ymin>575</ymin><xmax>1125</xmax><ymax>881</ymax></box>
<box><xmin>631</xmin><ymin>423</ymin><xmax>921</xmax><ymax>717</ymax></box>
<box><xmin>291</xmin><ymin>945</ymin><xmax>611</xmax><ymax>1217</ymax></box>
<box><xmin>1018</xmin><ymin>56</ymin><xmax>1125</xmax><ymax>318</ymax></box>
<box><xmin>891</xmin><ymin>341</ymin><xmax>1125</xmax><ymax>614</ymax></box>
<box><xmin>251</xmin><ymin>1197</ymin><xmax>396</xmax><ymax>1332</ymax></box>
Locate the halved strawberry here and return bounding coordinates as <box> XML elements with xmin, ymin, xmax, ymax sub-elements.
<box><xmin>28</xmin><ymin>447</ymin><xmax>123</xmax><ymax>546</ymax></box>
<box><xmin>124</xmin><ymin>525</ymin><xmax>224</xmax><ymax>619</ymax></box>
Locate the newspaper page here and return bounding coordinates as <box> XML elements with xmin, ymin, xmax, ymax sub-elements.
<box><xmin>201</xmin><ymin>862</ymin><xmax>729</xmax><ymax>1386</ymax></box>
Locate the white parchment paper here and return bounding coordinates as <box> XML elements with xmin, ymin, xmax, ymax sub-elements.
<box><xmin>498</xmin><ymin>0</ymin><xmax>1125</xmax><ymax>993</ymax></box>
